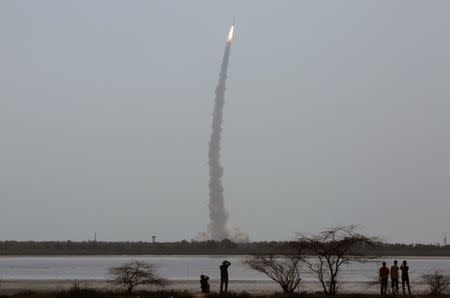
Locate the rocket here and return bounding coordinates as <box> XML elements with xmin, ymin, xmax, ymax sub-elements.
<box><xmin>227</xmin><ymin>22</ymin><xmax>235</xmax><ymax>43</ymax></box>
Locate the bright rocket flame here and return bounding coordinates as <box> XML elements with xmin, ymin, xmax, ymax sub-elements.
<box><xmin>227</xmin><ymin>25</ymin><xmax>234</xmax><ymax>43</ymax></box>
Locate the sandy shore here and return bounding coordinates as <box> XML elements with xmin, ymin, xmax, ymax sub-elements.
<box><xmin>0</xmin><ymin>279</ymin><xmax>429</xmax><ymax>295</ymax></box>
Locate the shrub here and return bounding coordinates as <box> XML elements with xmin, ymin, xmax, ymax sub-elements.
<box><xmin>422</xmin><ymin>271</ymin><xmax>450</xmax><ymax>295</ymax></box>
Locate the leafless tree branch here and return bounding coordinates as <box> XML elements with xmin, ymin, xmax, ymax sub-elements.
<box><xmin>108</xmin><ymin>260</ymin><xmax>168</xmax><ymax>293</ymax></box>
<box><xmin>245</xmin><ymin>246</ymin><xmax>304</xmax><ymax>293</ymax></box>
<box><xmin>294</xmin><ymin>225</ymin><xmax>377</xmax><ymax>296</ymax></box>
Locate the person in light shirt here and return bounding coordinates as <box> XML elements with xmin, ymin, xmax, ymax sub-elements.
<box><xmin>390</xmin><ymin>260</ymin><xmax>400</xmax><ymax>294</ymax></box>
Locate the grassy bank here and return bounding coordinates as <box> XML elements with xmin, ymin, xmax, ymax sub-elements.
<box><xmin>0</xmin><ymin>289</ymin><xmax>191</xmax><ymax>298</ymax></box>
<box><xmin>1</xmin><ymin>288</ymin><xmax>449</xmax><ymax>298</ymax></box>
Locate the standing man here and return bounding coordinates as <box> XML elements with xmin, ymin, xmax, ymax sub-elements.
<box><xmin>220</xmin><ymin>260</ymin><xmax>231</xmax><ymax>293</ymax></box>
<box><xmin>379</xmin><ymin>262</ymin><xmax>390</xmax><ymax>295</ymax></box>
<box><xmin>390</xmin><ymin>260</ymin><xmax>400</xmax><ymax>294</ymax></box>
<box><xmin>400</xmin><ymin>260</ymin><xmax>411</xmax><ymax>296</ymax></box>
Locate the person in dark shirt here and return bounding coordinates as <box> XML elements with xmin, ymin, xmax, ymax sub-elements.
<box><xmin>200</xmin><ymin>274</ymin><xmax>210</xmax><ymax>293</ymax></box>
<box><xmin>220</xmin><ymin>260</ymin><xmax>231</xmax><ymax>293</ymax></box>
<box><xmin>390</xmin><ymin>260</ymin><xmax>400</xmax><ymax>294</ymax></box>
<box><xmin>379</xmin><ymin>262</ymin><xmax>390</xmax><ymax>295</ymax></box>
<box><xmin>400</xmin><ymin>260</ymin><xmax>411</xmax><ymax>295</ymax></box>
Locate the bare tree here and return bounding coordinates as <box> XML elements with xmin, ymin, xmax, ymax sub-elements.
<box><xmin>108</xmin><ymin>260</ymin><xmax>167</xmax><ymax>293</ymax></box>
<box><xmin>422</xmin><ymin>271</ymin><xmax>450</xmax><ymax>295</ymax></box>
<box><xmin>245</xmin><ymin>247</ymin><xmax>304</xmax><ymax>293</ymax></box>
<box><xmin>295</xmin><ymin>225</ymin><xmax>376</xmax><ymax>296</ymax></box>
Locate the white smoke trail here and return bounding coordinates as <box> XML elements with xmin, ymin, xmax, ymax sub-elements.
<box><xmin>194</xmin><ymin>26</ymin><xmax>249</xmax><ymax>243</ymax></box>
<box><xmin>207</xmin><ymin>41</ymin><xmax>232</xmax><ymax>241</ymax></box>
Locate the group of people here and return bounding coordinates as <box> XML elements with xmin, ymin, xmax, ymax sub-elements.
<box><xmin>379</xmin><ymin>260</ymin><xmax>411</xmax><ymax>295</ymax></box>
<box><xmin>201</xmin><ymin>259</ymin><xmax>412</xmax><ymax>295</ymax></box>
<box><xmin>200</xmin><ymin>260</ymin><xmax>231</xmax><ymax>293</ymax></box>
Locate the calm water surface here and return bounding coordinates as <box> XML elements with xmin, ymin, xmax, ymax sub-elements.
<box><xmin>0</xmin><ymin>256</ymin><xmax>449</xmax><ymax>281</ymax></box>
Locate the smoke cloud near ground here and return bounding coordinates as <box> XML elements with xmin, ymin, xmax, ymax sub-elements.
<box><xmin>195</xmin><ymin>29</ymin><xmax>249</xmax><ymax>243</ymax></box>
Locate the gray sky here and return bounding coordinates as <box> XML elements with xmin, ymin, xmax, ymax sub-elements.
<box><xmin>1</xmin><ymin>1</ymin><xmax>449</xmax><ymax>243</ymax></box>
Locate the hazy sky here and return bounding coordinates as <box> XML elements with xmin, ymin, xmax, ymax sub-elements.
<box><xmin>1</xmin><ymin>1</ymin><xmax>449</xmax><ymax>243</ymax></box>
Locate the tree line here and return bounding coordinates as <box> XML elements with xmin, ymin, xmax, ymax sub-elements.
<box><xmin>0</xmin><ymin>238</ymin><xmax>449</xmax><ymax>256</ymax></box>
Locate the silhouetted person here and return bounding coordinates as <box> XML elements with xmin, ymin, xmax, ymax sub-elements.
<box><xmin>200</xmin><ymin>274</ymin><xmax>210</xmax><ymax>293</ymax></box>
<box><xmin>400</xmin><ymin>260</ymin><xmax>411</xmax><ymax>295</ymax></box>
<box><xmin>390</xmin><ymin>260</ymin><xmax>399</xmax><ymax>294</ymax></box>
<box><xmin>220</xmin><ymin>260</ymin><xmax>231</xmax><ymax>293</ymax></box>
<box><xmin>379</xmin><ymin>262</ymin><xmax>390</xmax><ymax>295</ymax></box>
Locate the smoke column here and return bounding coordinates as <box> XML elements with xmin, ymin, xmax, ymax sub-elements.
<box><xmin>195</xmin><ymin>25</ymin><xmax>248</xmax><ymax>242</ymax></box>
<box><xmin>207</xmin><ymin>30</ymin><xmax>233</xmax><ymax>241</ymax></box>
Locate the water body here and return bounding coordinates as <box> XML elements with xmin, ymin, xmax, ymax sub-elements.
<box><xmin>0</xmin><ymin>256</ymin><xmax>449</xmax><ymax>281</ymax></box>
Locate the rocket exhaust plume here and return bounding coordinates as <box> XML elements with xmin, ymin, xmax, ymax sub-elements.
<box><xmin>208</xmin><ymin>25</ymin><xmax>233</xmax><ymax>241</ymax></box>
<box><xmin>196</xmin><ymin>25</ymin><xmax>248</xmax><ymax>242</ymax></box>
